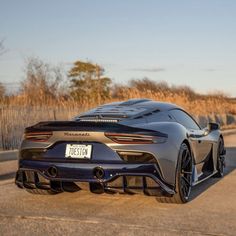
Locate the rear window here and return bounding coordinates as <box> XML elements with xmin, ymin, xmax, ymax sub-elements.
<box><xmin>169</xmin><ymin>109</ymin><xmax>200</xmax><ymax>130</ymax></box>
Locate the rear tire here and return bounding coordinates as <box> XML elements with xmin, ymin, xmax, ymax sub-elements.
<box><xmin>25</xmin><ymin>188</ymin><xmax>58</xmax><ymax>195</ymax></box>
<box><xmin>157</xmin><ymin>143</ymin><xmax>193</xmax><ymax>204</ymax></box>
<box><xmin>214</xmin><ymin>137</ymin><xmax>225</xmax><ymax>178</ymax></box>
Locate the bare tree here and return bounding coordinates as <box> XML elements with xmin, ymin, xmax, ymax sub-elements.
<box><xmin>20</xmin><ymin>57</ymin><xmax>64</xmax><ymax>104</ymax></box>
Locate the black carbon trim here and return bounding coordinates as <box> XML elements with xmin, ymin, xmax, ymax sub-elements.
<box><xmin>25</xmin><ymin>121</ymin><xmax>168</xmax><ymax>138</ymax></box>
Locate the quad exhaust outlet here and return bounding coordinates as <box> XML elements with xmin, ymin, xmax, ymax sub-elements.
<box><xmin>47</xmin><ymin>166</ymin><xmax>58</xmax><ymax>177</ymax></box>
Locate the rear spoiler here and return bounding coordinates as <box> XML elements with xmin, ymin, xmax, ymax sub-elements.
<box><xmin>25</xmin><ymin>121</ymin><xmax>167</xmax><ymax>138</ymax></box>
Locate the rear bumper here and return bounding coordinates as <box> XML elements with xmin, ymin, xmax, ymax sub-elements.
<box><xmin>15</xmin><ymin>160</ymin><xmax>175</xmax><ymax>195</ymax></box>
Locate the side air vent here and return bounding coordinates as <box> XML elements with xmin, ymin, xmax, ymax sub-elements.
<box><xmin>133</xmin><ymin>109</ymin><xmax>160</xmax><ymax>119</ymax></box>
<box><xmin>144</xmin><ymin>112</ymin><xmax>153</xmax><ymax>116</ymax></box>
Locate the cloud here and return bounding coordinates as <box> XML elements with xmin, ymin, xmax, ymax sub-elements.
<box><xmin>128</xmin><ymin>67</ymin><xmax>166</xmax><ymax>72</ymax></box>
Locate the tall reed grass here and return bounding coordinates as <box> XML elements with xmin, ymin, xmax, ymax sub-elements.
<box><xmin>0</xmin><ymin>106</ymin><xmax>82</xmax><ymax>150</ymax></box>
<box><xmin>0</xmin><ymin>89</ymin><xmax>236</xmax><ymax>150</ymax></box>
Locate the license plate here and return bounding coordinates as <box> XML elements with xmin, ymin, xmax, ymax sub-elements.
<box><xmin>65</xmin><ymin>144</ymin><xmax>92</xmax><ymax>159</ymax></box>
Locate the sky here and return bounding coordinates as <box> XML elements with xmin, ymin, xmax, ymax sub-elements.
<box><xmin>0</xmin><ymin>0</ymin><xmax>236</xmax><ymax>96</ymax></box>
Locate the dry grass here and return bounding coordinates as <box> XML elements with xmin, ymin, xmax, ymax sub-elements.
<box><xmin>112</xmin><ymin>87</ymin><xmax>236</xmax><ymax>115</ymax></box>
<box><xmin>0</xmin><ymin>105</ymin><xmax>83</xmax><ymax>150</ymax></box>
<box><xmin>2</xmin><ymin>60</ymin><xmax>235</xmax><ymax>150</ymax></box>
<box><xmin>1</xmin><ymin>88</ymin><xmax>236</xmax><ymax>150</ymax></box>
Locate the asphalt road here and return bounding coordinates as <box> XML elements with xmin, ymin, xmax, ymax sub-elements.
<box><xmin>0</xmin><ymin>134</ymin><xmax>235</xmax><ymax>236</ymax></box>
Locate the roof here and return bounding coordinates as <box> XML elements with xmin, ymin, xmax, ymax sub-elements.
<box><xmin>76</xmin><ymin>99</ymin><xmax>180</xmax><ymax>121</ymax></box>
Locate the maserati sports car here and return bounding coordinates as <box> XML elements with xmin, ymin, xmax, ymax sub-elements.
<box><xmin>15</xmin><ymin>99</ymin><xmax>226</xmax><ymax>203</ymax></box>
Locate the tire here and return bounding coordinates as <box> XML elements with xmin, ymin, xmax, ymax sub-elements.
<box><xmin>25</xmin><ymin>188</ymin><xmax>58</xmax><ymax>195</ymax></box>
<box><xmin>214</xmin><ymin>137</ymin><xmax>225</xmax><ymax>178</ymax></box>
<box><xmin>157</xmin><ymin>143</ymin><xmax>193</xmax><ymax>204</ymax></box>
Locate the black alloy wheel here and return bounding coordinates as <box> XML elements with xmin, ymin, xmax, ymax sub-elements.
<box><xmin>179</xmin><ymin>144</ymin><xmax>193</xmax><ymax>201</ymax></box>
<box><xmin>215</xmin><ymin>138</ymin><xmax>225</xmax><ymax>178</ymax></box>
<box><xmin>157</xmin><ymin>143</ymin><xmax>193</xmax><ymax>203</ymax></box>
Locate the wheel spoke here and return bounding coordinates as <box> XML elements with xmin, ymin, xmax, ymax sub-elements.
<box><xmin>182</xmin><ymin>150</ymin><xmax>188</xmax><ymax>161</ymax></box>
<box><xmin>181</xmin><ymin>178</ymin><xmax>189</xmax><ymax>197</ymax></box>
<box><xmin>181</xmin><ymin>176</ymin><xmax>191</xmax><ymax>186</ymax></box>
<box><xmin>181</xmin><ymin>171</ymin><xmax>192</xmax><ymax>174</ymax></box>
<box><xmin>182</xmin><ymin>150</ymin><xmax>190</xmax><ymax>169</ymax></box>
<box><xmin>184</xmin><ymin>184</ymin><xmax>188</xmax><ymax>196</ymax></box>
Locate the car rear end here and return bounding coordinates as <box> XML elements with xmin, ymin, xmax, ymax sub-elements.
<box><xmin>15</xmin><ymin>121</ymin><xmax>175</xmax><ymax>196</ymax></box>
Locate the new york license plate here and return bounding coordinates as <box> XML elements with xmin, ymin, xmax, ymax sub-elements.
<box><xmin>65</xmin><ymin>144</ymin><xmax>92</xmax><ymax>159</ymax></box>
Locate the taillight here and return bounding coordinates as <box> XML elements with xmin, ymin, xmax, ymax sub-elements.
<box><xmin>104</xmin><ymin>132</ymin><xmax>167</xmax><ymax>144</ymax></box>
<box><xmin>24</xmin><ymin>131</ymin><xmax>52</xmax><ymax>142</ymax></box>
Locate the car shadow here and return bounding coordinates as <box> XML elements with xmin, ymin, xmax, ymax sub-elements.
<box><xmin>0</xmin><ymin>172</ymin><xmax>16</xmax><ymax>181</ymax></box>
<box><xmin>189</xmin><ymin>147</ymin><xmax>236</xmax><ymax>202</ymax></box>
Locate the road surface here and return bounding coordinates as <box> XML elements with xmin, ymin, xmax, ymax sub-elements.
<box><xmin>0</xmin><ymin>134</ymin><xmax>235</xmax><ymax>236</ymax></box>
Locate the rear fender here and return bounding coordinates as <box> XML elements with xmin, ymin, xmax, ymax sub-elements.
<box><xmin>130</xmin><ymin>122</ymin><xmax>188</xmax><ymax>185</ymax></box>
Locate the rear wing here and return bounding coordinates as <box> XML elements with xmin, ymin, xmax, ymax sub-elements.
<box><xmin>25</xmin><ymin>121</ymin><xmax>167</xmax><ymax>138</ymax></box>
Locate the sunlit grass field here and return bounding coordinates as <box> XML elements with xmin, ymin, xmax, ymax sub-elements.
<box><xmin>1</xmin><ymin>89</ymin><xmax>236</xmax><ymax>150</ymax></box>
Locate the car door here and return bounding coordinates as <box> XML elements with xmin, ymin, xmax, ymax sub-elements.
<box><xmin>169</xmin><ymin>109</ymin><xmax>212</xmax><ymax>164</ymax></box>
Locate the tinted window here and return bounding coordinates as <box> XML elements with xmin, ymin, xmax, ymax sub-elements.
<box><xmin>146</xmin><ymin>111</ymin><xmax>173</xmax><ymax>123</ymax></box>
<box><xmin>169</xmin><ymin>109</ymin><xmax>200</xmax><ymax>130</ymax></box>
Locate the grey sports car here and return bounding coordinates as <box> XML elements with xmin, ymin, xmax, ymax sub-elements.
<box><xmin>15</xmin><ymin>99</ymin><xmax>226</xmax><ymax>203</ymax></box>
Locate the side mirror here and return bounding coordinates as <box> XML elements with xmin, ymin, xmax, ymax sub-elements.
<box><xmin>208</xmin><ymin>122</ymin><xmax>220</xmax><ymax>131</ymax></box>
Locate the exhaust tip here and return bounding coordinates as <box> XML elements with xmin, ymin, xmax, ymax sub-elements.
<box><xmin>93</xmin><ymin>167</ymin><xmax>105</xmax><ymax>179</ymax></box>
<box><xmin>48</xmin><ymin>166</ymin><xmax>58</xmax><ymax>177</ymax></box>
